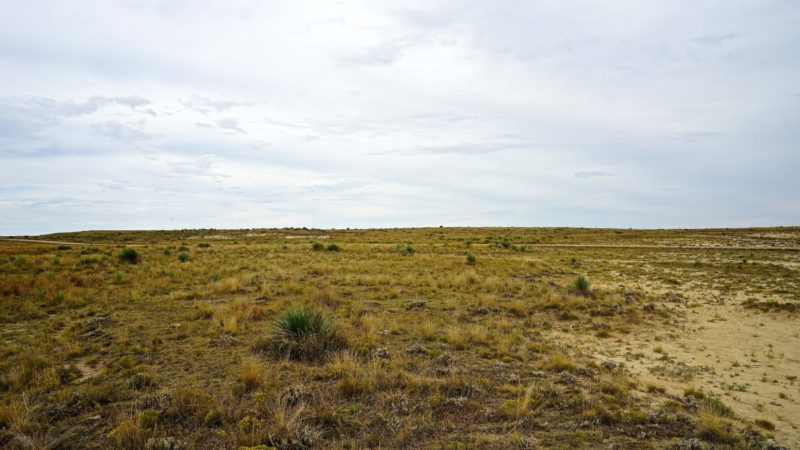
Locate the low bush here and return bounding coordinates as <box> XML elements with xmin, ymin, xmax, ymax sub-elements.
<box><xmin>118</xmin><ymin>248</ymin><xmax>139</xmax><ymax>264</ymax></box>
<box><xmin>267</xmin><ymin>307</ymin><xmax>344</xmax><ymax>361</ymax></box>
<box><xmin>396</xmin><ymin>242</ymin><xmax>415</xmax><ymax>256</ymax></box>
<box><xmin>465</xmin><ymin>252</ymin><xmax>476</xmax><ymax>265</ymax></box>
<box><xmin>573</xmin><ymin>275</ymin><xmax>590</xmax><ymax>293</ymax></box>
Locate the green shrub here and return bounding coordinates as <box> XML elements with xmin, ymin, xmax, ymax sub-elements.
<box><xmin>273</xmin><ymin>307</ymin><xmax>336</xmax><ymax>338</ymax></box>
<box><xmin>573</xmin><ymin>275</ymin><xmax>590</xmax><ymax>293</ymax></box>
<box><xmin>198</xmin><ymin>242</ymin><xmax>210</xmax><ymax>248</ymax></box>
<box><xmin>204</xmin><ymin>409</ymin><xmax>223</xmax><ymax>428</ymax></box>
<box><xmin>466</xmin><ymin>252</ymin><xmax>476</xmax><ymax>265</ymax></box>
<box><xmin>755</xmin><ymin>419</ymin><xmax>775</xmax><ymax>430</ymax></box>
<box><xmin>268</xmin><ymin>307</ymin><xmax>343</xmax><ymax>360</ymax></box>
<box><xmin>396</xmin><ymin>242</ymin><xmax>415</xmax><ymax>256</ymax></box>
<box><xmin>178</xmin><ymin>252</ymin><xmax>189</xmax><ymax>262</ymax></box>
<box><xmin>326</xmin><ymin>243</ymin><xmax>341</xmax><ymax>252</ymax></box>
<box><xmin>311</xmin><ymin>241</ymin><xmax>324</xmax><ymax>251</ymax></box>
<box><xmin>118</xmin><ymin>248</ymin><xmax>139</xmax><ymax>264</ymax></box>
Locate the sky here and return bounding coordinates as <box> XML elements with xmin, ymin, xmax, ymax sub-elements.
<box><xmin>1</xmin><ymin>0</ymin><xmax>799</xmax><ymax>235</ymax></box>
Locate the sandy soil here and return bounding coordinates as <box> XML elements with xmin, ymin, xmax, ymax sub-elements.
<box><xmin>591</xmin><ymin>297</ymin><xmax>800</xmax><ymax>447</ymax></box>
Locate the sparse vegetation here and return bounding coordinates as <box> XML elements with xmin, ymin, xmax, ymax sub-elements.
<box><xmin>0</xmin><ymin>227</ymin><xmax>797</xmax><ymax>448</ymax></box>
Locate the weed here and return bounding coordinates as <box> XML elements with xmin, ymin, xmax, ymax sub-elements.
<box><xmin>465</xmin><ymin>252</ymin><xmax>476</xmax><ymax>265</ymax></box>
<box><xmin>396</xmin><ymin>242</ymin><xmax>415</xmax><ymax>255</ymax></box>
<box><xmin>118</xmin><ymin>248</ymin><xmax>139</xmax><ymax>264</ymax></box>
<box><xmin>573</xmin><ymin>275</ymin><xmax>590</xmax><ymax>293</ymax></box>
<box><xmin>268</xmin><ymin>306</ymin><xmax>344</xmax><ymax>360</ymax></box>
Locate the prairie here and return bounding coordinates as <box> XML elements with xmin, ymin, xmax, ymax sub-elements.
<box><xmin>0</xmin><ymin>227</ymin><xmax>798</xmax><ymax>449</ymax></box>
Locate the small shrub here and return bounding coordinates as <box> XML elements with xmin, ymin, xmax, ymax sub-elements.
<box><xmin>573</xmin><ymin>275</ymin><xmax>590</xmax><ymax>293</ymax></box>
<box><xmin>465</xmin><ymin>252</ymin><xmax>476</xmax><ymax>265</ymax></box>
<box><xmin>204</xmin><ymin>409</ymin><xmax>223</xmax><ymax>428</ymax></box>
<box><xmin>268</xmin><ymin>307</ymin><xmax>344</xmax><ymax>360</ymax></box>
<box><xmin>197</xmin><ymin>242</ymin><xmax>210</xmax><ymax>248</ymax></box>
<box><xmin>755</xmin><ymin>419</ymin><xmax>775</xmax><ymax>430</ymax></box>
<box><xmin>118</xmin><ymin>248</ymin><xmax>139</xmax><ymax>264</ymax></box>
<box><xmin>177</xmin><ymin>252</ymin><xmax>189</xmax><ymax>262</ymax></box>
<box><xmin>273</xmin><ymin>307</ymin><xmax>336</xmax><ymax>338</ymax></box>
<box><xmin>326</xmin><ymin>243</ymin><xmax>341</xmax><ymax>252</ymax></box>
<box><xmin>311</xmin><ymin>241</ymin><xmax>324</xmax><ymax>251</ymax></box>
<box><xmin>697</xmin><ymin>413</ymin><xmax>739</xmax><ymax>444</ymax></box>
<box><xmin>396</xmin><ymin>242</ymin><xmax>415</xmax><ymax>256</ymax></box>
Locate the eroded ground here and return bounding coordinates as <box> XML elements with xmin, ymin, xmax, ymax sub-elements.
<box><xmin>0</xmin><ymin>227</ymin><xmax>798</xmax><ymax>449</ymax></box>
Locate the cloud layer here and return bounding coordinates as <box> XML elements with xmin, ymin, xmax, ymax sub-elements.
<box><xmin>1</xmin><ymin>1</ymin><xmax>798</xmax><ymax>234</ymax></box>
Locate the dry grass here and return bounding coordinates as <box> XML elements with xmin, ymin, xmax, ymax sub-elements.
<box><xmin>0</xmin><ymin>227</ymin><xmax>797</xmax><ymax>448</ymax></box>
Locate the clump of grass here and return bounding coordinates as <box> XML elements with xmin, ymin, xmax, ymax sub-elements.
<box><xmin>755</xmin><ymin>418</ymin><xmax>775</xmax><ymax>430</ymax></box>
<box><xmin>465</xmin><ymin>252</ymin><xmax>476</xmax><ymax>265</ymax></box>
<box><xmin>118</xmin><ymin>248</ymin><xmax>139</xmax><ymax>264</ymax></box>
<box><xmin>311</xmin><ymin>241</ymin><xmax>325</xmax><ymax>251</ymax></box>
<box><xmin>539</xmin><ymin>352</ymin><xmax>577</xmax><ymax>372</ymax></box>
<box><xmin>396</xmin><ymin>242</ymin><xmax>415</xmax><ymax>256</ymax></box>
<box><xmin>274</xmin><ymin>307</ymin><xmax>336</xmax><ymax>338</ymax></box>
<box><xmin>500</xmin><ymin>384</ymin><xmax>547</xmax><ymax>420</ymax></box>
<box><xmin>267</xmin><ymin>306</ymin><xmax>344</xmax><ymax>361</ymax></box>
<box><xmin>573</xmin><ymin>275</ymin><xmax>590</xmax><ymax>293</ymax></box>
<box><xmin>108</xmin><ymin>417</ymin><xmax>143</xmax><ymax>449</ymax></box>
<box><xmin>326</xmin><ymin>243</ymin><xmax>342</xmax><ymax>252</ymax></box>
<box><xmin>178</xmin><ymin>251</ymin><xmax>189</xmax><ymax>262</ymax></box>
<box><xmin>697</xmin><ymin>413</ymin><xmax>739</xmax><ymax>444</ymax></box>
<box><xmin>238</xmin><ymin>357</ymin><xmax>264</xmax><ymax>391</ymax></box>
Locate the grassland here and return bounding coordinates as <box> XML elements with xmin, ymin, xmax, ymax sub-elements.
<box><xmin>0</xmin><ymin>227</ymin><xmax>798</xmax><ymax>449</ymax></box>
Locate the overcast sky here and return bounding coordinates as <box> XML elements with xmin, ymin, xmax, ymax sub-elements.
<box><xmin>1</xmin><ymin>1</ymin><xmax>799</xmax><ymax>234</ymax></box>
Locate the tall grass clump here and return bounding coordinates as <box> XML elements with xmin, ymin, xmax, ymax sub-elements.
<box><xmin>465</xmin><ymin>252</ymin><xmax>476</xmax><ymax>265</ymax></box>
<box><xmin>267</xmin><ymin>306</ymin><xmax>344</xmax><ymax>361</ymax></box>
<box><xmin>326</xmin><ymin>243</ymin><xmax>342</xmax><ymax>252</ymax></box>
<box><xmin>118</xmin><ymin>248</ymin><xmax>139</xmax><ymax>264</ymax></box>
<box><xmin>396</xmin><ymin>242</ymin><xmax>415</xmax><ymax>256</ymax></box>
<box><xmin>573</xmin><ymin>275</ymin><xmax>590</xmax><ymax>293</ymax></box>
<box><xmin>311</xmin><ymin>241</ymin><xmax>324</xmax><ymax>251</ymax></box>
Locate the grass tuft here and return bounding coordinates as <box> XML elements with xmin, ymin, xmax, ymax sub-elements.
<box><xmin>118</xmin><ymin>248</ymin><xmax>139</xmax><ymax>264</ymax></box>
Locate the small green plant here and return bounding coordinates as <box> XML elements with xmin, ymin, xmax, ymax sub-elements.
<box><xmin>118</xmin><ymin>248</ymin><xmax>139</xmax><ymax>264</ymax></box>
<box><xmin>311</xmin><ymin>241</ymin><xmax>324</xmax><ymax>251</ymax></box>
<box><xmin>326</xmin><ymin>243</ymin><xmax>342</xmax><ymax>252</ymax></box>
<box><xmin>267</xmin><ymin>306</ymin><xmax>343</xmax><ymax>360</ymax></box>
<box><xmin>465</xmin><ymin>252</ymin><xmax>476</xmax><ymax>265</ymax></box>
<box><xmin>273</xmin><ymin>307</ymin><xmax>336</xmax><ymax>338</ymax></box>
<box><xmin>198</xmin><ymin>242</ymin><xmax>210</xmax><ymax>248</ymax></box>
<box><xmin>178</xmin><ymin>252</ymin><xmax>189</xmax><ymax>262</ymax></box>
<box><xmin>755</xmin><ymin>419</ymin><xmax>775</xmax><ymax>431</ymax></box>
<box><xmin>396</xmin><ymin>242</ymin><xmax>415</xmax><ymax>256</ymax></box>
<box><xmin>573</xmin><ymin>275</ymin><xmax>590</xmax><ymax>293</ymax></box>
